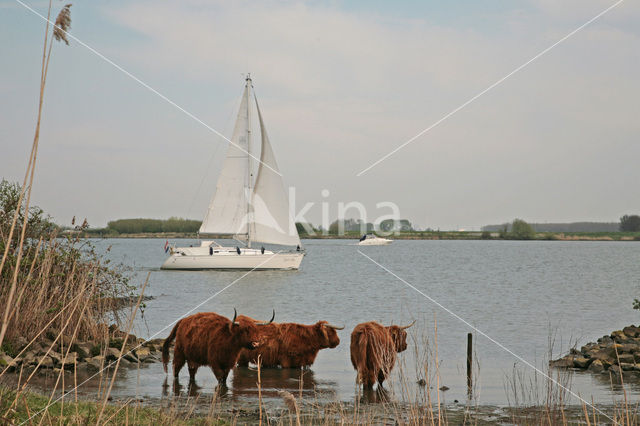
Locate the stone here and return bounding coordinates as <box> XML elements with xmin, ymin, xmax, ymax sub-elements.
<box><xmin>573</xmin><ymin>357</ymin><xmax>592</xmax><ymax>369</ymax></box>
<box><xmin>62</xmin><ymin>352</ymin><xmax>78</xmax><ymax>369</ymax></box>
<box><xmin>15</xmin><ymin>337</ymin><xmax>28</xmax><ymax>351</ymax></box>
<box><xmin>134</xmin><ymin>347</ymin><xmax>151</xmax><ymax>362</ymax></box>
<box><xmin>123</xmin><ymin>352</ymin><xmax>138</xmax><ymax>363</ymax></box>
<box><xmin>609</xmin><ymin>365</ymin><xmax>622</xmax><ymax>376</ymax></box>
<box><xmin>86</xmin><ymin>356</ymin><xmax>105</xmax><ymax>371</ymax></box>
<box><xmin>623</xmin><ymin>325</ymin><xmax>640</xmax><ymax>338</ymax></box>
<box><xmin>581</xmin><ymin>343</ymin><xmax>598</xmax><ymax>356</ymax></box>
<box><xmin>588</xmin><ymin>359</ymin><xmax>605</xmax><ymax>373</ymax></box>
<box><xmin>618</xmin><ymin>353</ymin><xmax>635</xmax><ymax>364</ymax></box>
<box><xmin>598</xmin><ymin>336</ymin><xmax>614</xmax><ymax>345</ymax></box>
<box><xmin>0</xmin><ymin>354</ymin><xmax>17</xmax><ymax>371</ymax></box>
<box><xmin>618</xmin><ymin>344</ymin><xmax>638</xmax><ymax>354</ymax></box>
<box><xmin>550</xmin><ymin>356</ymin><xmax>575</xmax><ymax>368</ymax></box>
<box><xmin>105</xmin><ymin>347</ymin><xmax>121</xmax><ymax>362</ymax></box>
<box><xmin>22</xmin><ymin>351</ymin><xmax>38</xmax><ymax>366</ymax></box>
<box><xmin>620</xmin><ymin>363</ymin><xmax>636</xmax><ymax>371</ymax></box>
<box><xmin>49</xmin><ymin>351</ymin><xmax>63</xmax><ymax>366</ymax></box>
<box><xmin>40</xmin><ymin>356</ymin><xmax>54</xmax><ymax>369</ymax></box>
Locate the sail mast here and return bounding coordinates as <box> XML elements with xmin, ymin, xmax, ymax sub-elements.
<box><xmin>246</xmin><ymin>74</ymin><xmax>253</xmax><ymax>248</ymax></box>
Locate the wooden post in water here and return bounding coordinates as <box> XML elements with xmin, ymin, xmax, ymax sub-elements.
<box><xmin>467</xmin><ymin>333</ymin><xmax>473</xmax><ymax>395</ymax></box>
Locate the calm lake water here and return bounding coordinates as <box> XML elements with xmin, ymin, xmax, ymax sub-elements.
<box><xmin>88</xmin><ymin>238</ymin><xmax>640</xmax><ymax>407</ymax></box>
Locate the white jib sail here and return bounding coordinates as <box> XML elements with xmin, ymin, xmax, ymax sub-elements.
<box><xmin>199</xmin><ymin>84</ymin><xmax>250</xmax><ymax>236</ymax></box>
<box><xmin>250</xmin><ymin>96</ymin><xmax>301</xmax><ymax>247</ymax></box>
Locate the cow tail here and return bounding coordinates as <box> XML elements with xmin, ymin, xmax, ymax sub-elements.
<box><xmin>356</xmin><ymin>332</ymin><xmax>370</xmax><ymax>382</ymax></box>
<box><xmin>162</xmin><ymin>319</ymin><xmax>181</xmax><ymax>373</ymax></box>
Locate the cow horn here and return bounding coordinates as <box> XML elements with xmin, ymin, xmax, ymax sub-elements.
<box><xmin>323</xmin><ymin>323</ymin><xmax>345</xmax><ymax>330</ymax></box>
<box><xmin>399</xmin><ymin>320</ymin><xmax>416</xmax><ymax>330</ymax></box>
<box><xmin>257</xmin><ymin>309</ymin><xmax>275</xmax><ymax>326</ymax></box>
<box><xmin>232</xmin><ymin>308</ymin><xmax>238</xmax><ymax>324</ymax></box>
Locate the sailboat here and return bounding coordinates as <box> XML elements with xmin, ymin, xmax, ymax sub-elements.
<box><xmin>161</xmin><ymin>76</ymin><xmax>305</xmax><ymax>270</ymax></box>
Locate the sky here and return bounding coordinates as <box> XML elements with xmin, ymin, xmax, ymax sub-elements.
<box><xmin>1</xmin><ymin>0</ymin><xmax>639</xmax><ymax>231</ymax></box>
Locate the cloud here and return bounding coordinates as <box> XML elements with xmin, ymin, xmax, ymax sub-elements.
<box><xmin>3</xmin><ymin>0</ymin><xmax>638</xmax><ymax>229</ymax></box>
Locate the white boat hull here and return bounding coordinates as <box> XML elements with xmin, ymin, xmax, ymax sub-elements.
<box><xmin>358</xmin><ymin>238</ymin><xmax>392</xmax><ymax>246</ymax></box>
<box><xmin>161</xmin><ymin>246</ymin><xmax>305</xmax><ymax>270</ymax></box>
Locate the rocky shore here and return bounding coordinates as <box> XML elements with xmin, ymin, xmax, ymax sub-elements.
<box><xmin>551</xmin><ymin>325</ymin><xmax>640</xmax><ymax>376</ymax></box>
<box><xmin>0</xmin><ymin>326</ymin><xmax>164</xmax><ymax>376</ymax></box>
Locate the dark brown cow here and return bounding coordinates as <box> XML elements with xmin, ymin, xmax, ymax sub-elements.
<box><xmin>236</xmin><ymin>316</ymin><xmax>343</xmax><ymax>368</ymax></box>
<box><xmin>350</xmin><ymin>320</ymin><xmax>415</xmax><ymax>388</ymax></box>
<box><xmin>162</xmin><ymin>309</ymin><xmax>273</xmax><ymax>386</ymax></box>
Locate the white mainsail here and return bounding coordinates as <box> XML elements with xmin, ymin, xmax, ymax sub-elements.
<box><xmin>198</xmin><ymin>77</ymin><xmax>300</xmax><ymax>247</ymax></box>
<box><xmin>199</xmin><ymin>84</ymin><xmax>250</xmax><ymax>236</ymax></box>
<box><xmin>250</xmin><ymin>96</ymin><xmax>301</xmax><ymax>247</ymax></box>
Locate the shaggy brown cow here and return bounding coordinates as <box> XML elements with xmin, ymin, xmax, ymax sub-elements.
<box><xmin>162</xmin><ymin>309</ymin><xmax>273</xmax><ymax>386</ymax></box>
<box><xmin>236</xmin><ymin>316</ymin><xmax>343</xmax><ymax>368</ymax></box>
<box><xmin>350</xmin><ymin>320</ymin><xmax>415</xmax><ymax>388</ymax></box>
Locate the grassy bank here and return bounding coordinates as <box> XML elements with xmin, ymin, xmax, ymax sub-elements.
<box><xmin>0</xmin><ymin>385</ymin><xmax>632</xmax><ymax>425</ymax></box>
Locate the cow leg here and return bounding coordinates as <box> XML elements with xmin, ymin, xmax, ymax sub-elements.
<box><xmin>173</xmin><ymin>351</ymin><xmax>186</xmax><ymax>379</ymax></box>
<box><xmin>187</xmin><ymin>361</ymin><xmax>199</xmax><ymax>382</ymax></box>
<box><xmin>361</xmin><ymin>369</ymin><xmax>376</xmax><ymax>389</ymax></box>
<box><xmin>212</xmin><ymin>367</ymin><xmax>229</xmax><ymax>387</ymax></box>
<box><xmin>377</xmin><ymin>370</ymin><xmax>386</xmax><ymax>386</ymax></box>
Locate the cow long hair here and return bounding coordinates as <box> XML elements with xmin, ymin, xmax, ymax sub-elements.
<box><xmin>350</xmin><ymin>322</ymin><xmax>408</xmax><ymax>388</ymax></box>
<box><xmin>237</xmin><ymin>319</ymin><xmax>340</xmax><ymax>368</ymax></box>
<box><xmin>162</xmin><ymin>318</ymin><xmax>182</xmax><ymax>373</ymax></box>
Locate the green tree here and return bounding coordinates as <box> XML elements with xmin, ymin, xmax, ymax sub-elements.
<box><xmin>510</xmin><ymin>219</ymin><xmax>535</xmax><ymax>240</ymax></box>
<box><xmin>620</xmin><ymin>215</ymin><xmax>640</xmax><ymax>232</ymax></box>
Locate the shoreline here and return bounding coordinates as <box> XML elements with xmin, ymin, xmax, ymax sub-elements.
<box><xmin>75</xmin><ymin>231</ymin><xmax>640</xmax><ymax>241</ymax></box>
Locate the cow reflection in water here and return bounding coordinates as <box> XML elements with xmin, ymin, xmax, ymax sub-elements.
<box><xmin>232</xmin><ymin>366</ymin><xmax>336</xmax><ymax>399</ymax></box>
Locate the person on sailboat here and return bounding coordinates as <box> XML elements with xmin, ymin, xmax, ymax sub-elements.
<box><xmin>261</xmin><ymin>246</ymin><xmax>265</xmax><ymax>254</ymax></box>
<box><xmin>236</xmin><ymin>246</ymin><xmax>241</xmax><ymax>255</ymax></box>
<box><xmin>209</xmin><ymin>246</ymin><xmax>213</xmax><ymax>255</ymax></box>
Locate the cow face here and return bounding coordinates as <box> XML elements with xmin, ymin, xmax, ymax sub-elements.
<box><xmin>231</xmin><ymin>317</ymin><xmax>263</xmax><ymax>350</ymax></box>
<box><xmin>388</xmin><ymin>326</ymin><xmax>408</xmax><ymax>353</ymax></box>
<box><xmin>315</xmin><ymin>322</ymin><xmax>341</xmax><ymax>349</ymax></box>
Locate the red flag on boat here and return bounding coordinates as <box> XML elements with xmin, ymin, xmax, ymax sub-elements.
<box><xmin>164</xmin><ymin>240</ymin><xmax>169</xmax><ymax>253</ymax></box>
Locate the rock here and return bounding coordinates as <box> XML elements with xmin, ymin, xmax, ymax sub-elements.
<box><xmin>123</xmin><ymin>352</ymin><xmax>138</xmax><ymax>363</ymax></box>
<box><xmin>573</xmin><ymin>357</ymin><xmax>592</xmax><ymax>369</ymax></box>
<box><xmin>105</xmin><ymin>347</ymin><xmax>121</xmax><ymax>362</ymax></box>
<box><xmin>588</xmin><ymin>360</ymin><xmax>605</xmax><ymax>373</ymax></box>
<box><xmin>598</xmin><ymin>335</ymin><xmax>614</xmax><ymax>345</ymax></box>
<box><xmin>623</xmin><ymin>325</ymin><xmax>640</xmax><ymax>338</ymax></box>
<box><xmin>609</xmin><ymin>365</ymin><xmax>622</xmax><ymax>376</ymax></box>
<box><xmin>134</xmin><ymin>347</ymin><xmax>151</xmax><ymax>362</ymax></box>
<box><xmin>86</xmin><ymin>356</ymin><xmax>105</xmax><ymax>371</ymax></box>
<box><xmin>581</xmin><ymin>343</ymin><xmax>598</xmax><ymax>356</ymax></box>
<box><xmin>49</xmin><ymin>351</ymin><xmax>63</xmax><ymax>366</ymax></box>
<box><xmin>22</xmin><ymin>351</ymin><xmax>38</xmax><ymax>366</ymax></box>
<box><xmin>620</xmin><ymin>363</ymin><xmax>636</xmax><ymax>371</ymax></box>
<box><xmin>618</xmin><ymin>344</ymin><xmax>638</xmax><ymax>354</ymax></box>
<box><xmin>0</xmin><ymin>354</ymin><xmax>17</xmax><ymax>371</ymax></box>
<box><xmin>40</xmin><ymin>356</ymin><xmax>54</xmax><ymax>369</ymax></box>
<box><xmin>72</xmin><ymin>343</ymin><xmax>91</xmax><ymax>360</ymax></box>
<box><xmin>15</xmin><ymin>336</ymin><xmax>28</xmax><ymax>351</ymax></box>
<box><xmin>62</xmin><ymin>352</ymin><xmax>78</xmax><ymax>369</ymax></box>
<box><xmin>618</xmin><ymin>353</ymin><xmax>635</xmax><ymax>364</ymax></box>
<box><xmin>550</xmin><ymin>356</ymin><xmax>575</xmax><ymax>368</ymax></box>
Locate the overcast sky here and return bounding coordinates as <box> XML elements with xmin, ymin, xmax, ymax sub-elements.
<box><xmin>1</xmin><ymin>0</ymin><xmax>639</xmax><ymax>230</ymax></box>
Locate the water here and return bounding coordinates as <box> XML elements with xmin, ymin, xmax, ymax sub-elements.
<box><xmin>90</xmin><ymin>238</ymin><xmax>640</xmax><ymax>407</ymax></box>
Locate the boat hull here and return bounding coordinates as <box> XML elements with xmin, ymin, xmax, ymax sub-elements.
<box><xmin>161</xmin><ymin>251</ymin><xmax>305</xmax><ymax>270</ymax></box>
<box><xmin>358</xmin><ymin>239</ymin><xmax>392</xmax><ymax>246</ymax></box>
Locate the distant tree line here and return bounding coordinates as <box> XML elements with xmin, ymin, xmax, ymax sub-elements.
<box><xmin>107</xmin><ymin>217</ymin><xmax>201</xmax><ymax>234</ymax></box>
<box><xmin>482</xmin><ymin>222</ymin><xmax>620</xmax><ymax>233</ymax></box>
<box><xmin>326</xmin><ymin>218</ymin><xmax>414</xmax><ymax>234</ymax></box>
<box><xmin>620</xmin><ymin>215</ymin><xmax>640</xmax><ymax>232</ymax></box>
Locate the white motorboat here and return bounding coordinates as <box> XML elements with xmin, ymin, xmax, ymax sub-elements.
<box><xmin>162</xmin><ymin>76</ymin><xmax>304</xmax><ymax>270</ymax></box>
<box><xmin>358</xmin><ymin>234</ymin><xmax>393</xmax><ymax>246</ymax></box>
